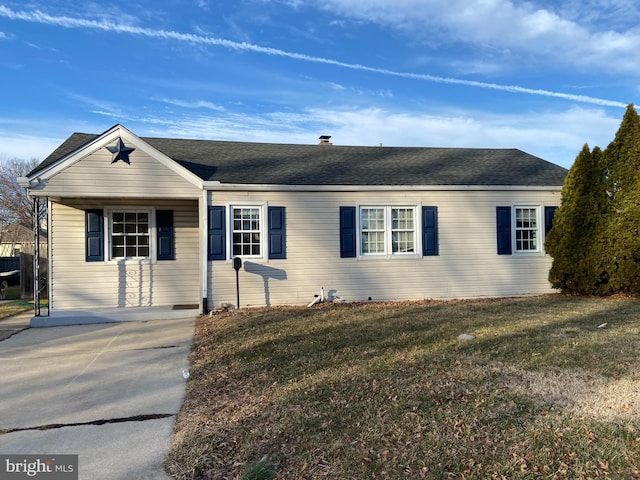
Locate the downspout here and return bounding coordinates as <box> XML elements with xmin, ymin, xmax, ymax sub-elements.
<box><xmin>33</xmin><ymin>197</ymin><xmax>40</xmax><ymax>317</ymax></box>
<box><xmin>18</xmin><ymin>177</ymin><xmax>47</xmax><ymax>317</ymax></box>
<box><xmin>45</xmin><ymin>198</ymin><xmax>51</xmax><ymax>316</ymax></box>
<box><xmin>200</xmin><ymin>189</ymin><xmax>209</xmax><ymax>314</ymax></box>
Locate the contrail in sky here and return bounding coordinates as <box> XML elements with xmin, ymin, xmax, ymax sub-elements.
<box><xmin>0</xmin><ymin>5</ymin><xmax>627</xmax><ymax>108</ymax></box>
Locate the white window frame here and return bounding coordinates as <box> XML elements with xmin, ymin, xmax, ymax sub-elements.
<box><xmin>105</xmin><ymin>207</ymin><xmax>156</xmax><ymax>263</ymax></box>
<box><xmin>227</xmin><ymin>203</ymin><xmax>267</xmax><ymax>260</ymax></box>
<box><xmin>360</xmin><ymin>207</ymin><xmax>386</xmax><ymax>255</ymax></box>
<box><xmin>513</xmin><ymin>205</ymin><xmax>542</xmax><ymax>254</ymax></box>
<box><xmin>358</xmin><ymin>205</ymin><xmax>420</xmax><ymax>258</ymax></box>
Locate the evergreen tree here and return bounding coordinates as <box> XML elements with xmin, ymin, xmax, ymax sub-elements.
<box><xmin>546</xmin><ymin>145</ymin><xmax>606</xmax><ymax>293</ymax></box>
<box><xmin>547</xmin><ymin>104</ymin><xmax>640</xmax><ymax>295</ymax></box>
<box><xmin>600</xmin><ymin>104</ymin><xmax>640</xmax><ymax>292</ymax></box>
<box><xmin>602</xmin><ymin>104</ymin><xmax>640</xmax><ymax>201</ymax></box>
<box><xmin>580</xmin><ymin>147</ymin><xmax>613</xmax><ymax>295</ymax></box>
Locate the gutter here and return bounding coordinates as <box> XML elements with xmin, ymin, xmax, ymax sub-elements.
<box><xmin>17</xmin><ymin>177</ymin><xmax>31</xmax><ymax>188</ymax></box>
<box><xmin>202</xmin><ymin>183</ymin><xmax>564</xmax><ymax>192</ymax></box>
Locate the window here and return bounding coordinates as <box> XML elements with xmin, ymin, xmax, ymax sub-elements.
<box><xmin>85</xmin><ymin>209</ymin><xmax>174</xmax><ymax>262</ymax></box>
<box><xmin>392</xmin><ymin>207</ymin><xmax>416</xmax><ymax>253</ymax></box>
<box><xmin>110</xmin><ymin>210</ymin><xmax>150</xmax><ymax>259</ymax></box>
<box><xmin>232</xmin><ymin>207</ymin><xmax>262</xmax><ymax>256</ymax></box>
<box><xmin>340</xmin><ymin>206</ymin><xmax>437</xmax><ymax>258</ymax></box>
<box><xmin>514</xmin><ymin>206</ymin><xmax>539</xmax><ymax>252</ymax></box>
<box><xmin>361</xmin><ymin>207</ymin><xmax>385</xmax><ymax>254</ymax></box>
<box><xmin>360</xmin><ymin>206</ymin><xmax>417</xmax><ymax>256</ymax></box>
<box><xmin>497</xmin><ymin>205</ymin><xmax>552</xmax><ymax>255</ymax></box>
<box><xmin>208</xmin><ymin>205</ymin><xmax>286</xmax><ymax>261</ymax></box>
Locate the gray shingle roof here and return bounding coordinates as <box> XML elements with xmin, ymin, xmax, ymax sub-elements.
<box><xmin>31</xmin><ymin>131</ymin><xmax>568</xmax><ymax>186</ymax></box>
<box><xmin>0</xmin><ymin>222</ymin><xmax>47</xmax><ymax>242</ymax></box>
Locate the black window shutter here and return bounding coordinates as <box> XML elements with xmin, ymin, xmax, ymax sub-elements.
<box><xmin>496</xmin><ymin>206</ymin><xmax>512</xmax><ymax>255</ymax></box>
<box><xmin>156</xmin><ymin>210</ymin><xmax>175</xmax><ymax>260</ymax></box>
<box><xmin>340</xmin><ymin>206</ymin><xmax>357</xmax><ymax>258</ymax></box>
<box><xmin>268</xmin><ymin>206</ymin><xmax>286</xmax><ymax>259</ymax></box>
<box><xmin>85</xmin><ymin>209</ymin><xmax>104</xmax><ymax>262</ymax></box>
<box><xmin>208</xmin><ymin>206</ymin><xmax>226</xmax><ymax>260</ymax></box>
<box><xmin>544</xmin><ymin>206</ymin><xmax>557</xmax><ymax>236</ymax></box>
<box><xmin>422</xmin><ymin>206</ymin><xmax>439</xmax><ymax>256</ymax></box>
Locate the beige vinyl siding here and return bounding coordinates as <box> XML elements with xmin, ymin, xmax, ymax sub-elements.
<box><xmin>37</xmin><ymin>149</ymin><xmax>200</xmax><ymax>198</ymax></box>
<box><xmin>49</xmin><ymin>200</ymin><xmax>199</xmax><ymax>309</ymax></box>
<box><xmin>208</xmin><ymin>189</ymin><xmax>561</xmax><ymax>308</ymax></box>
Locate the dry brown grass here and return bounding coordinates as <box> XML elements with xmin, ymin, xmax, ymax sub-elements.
<box><xmin>505</xmin><ymin>367</ymin><xmax>639</xmax><ymax>424</ymax></box>
<box><xmin>0</xmin><ymin>300</ymin><xmax>31</xmax><ymax>320</ymax></box>
<box><xmin>167</xmin><ymin>296</ymin><xmax>640</xmax><ymax>479</ymax></box>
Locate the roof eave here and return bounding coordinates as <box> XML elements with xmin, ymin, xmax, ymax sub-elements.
<box><xmin>203</xmin><ymin>182</ymin><xmax>564</xmax><ymax>192</ymax></box>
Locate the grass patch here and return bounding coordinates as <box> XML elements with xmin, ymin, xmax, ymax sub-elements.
<box><xmin>241</xmin><ymin>456</ymin><xmax>277</xmax><ymax>480</ymax></box>
<box><xmin>167</xmin><ymin>296</ymin><xmax>640</xmax><ymax>479</ymax></box>
<box><xmin>0</xmin><ymin>300</ymin><xmax>32</xmax><ymax>320</ymax></box>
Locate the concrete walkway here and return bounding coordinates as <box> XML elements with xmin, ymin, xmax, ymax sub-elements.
<box><xmin>0</xmin><ymin>309</ymin><xmax>30</xmax><ymax>341</ymax></box>
<box><xmin>0</xmin><ymin>315</ymin><xmax>195</xmax><ymax>479</ymax></box>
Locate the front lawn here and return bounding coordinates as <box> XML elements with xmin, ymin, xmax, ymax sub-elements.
<box><xmin>0</xmin><ymin>300</ymin><xmax>31</xmax><ymax>320</ymax></box>
<box><xmin>167</xmin><ymin>296</ymin><xmax>640</xmax><ymax>479</ymax></box>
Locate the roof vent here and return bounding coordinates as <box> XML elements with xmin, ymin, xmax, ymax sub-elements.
<box><xmin>319</xmin><ymin>135</ymin><xmax>332</xmax><ymax>145</ymax></box>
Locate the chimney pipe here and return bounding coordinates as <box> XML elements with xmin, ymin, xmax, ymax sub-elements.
<box><xmin>319</xmin><ymin>135</ymin><xmax>332</xmax><ymax>145</ymax></box>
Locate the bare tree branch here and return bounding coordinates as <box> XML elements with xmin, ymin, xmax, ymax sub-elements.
<box><xmin>0</xmin><ymin>158</ymin><xmax>45</xmax><ymax>246</ymax></box>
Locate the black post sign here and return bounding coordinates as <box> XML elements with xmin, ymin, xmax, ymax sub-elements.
<box><xmin>232</xmin><ymin>257</ymin><xmax>242</xmax><ymax>309</ymax></box>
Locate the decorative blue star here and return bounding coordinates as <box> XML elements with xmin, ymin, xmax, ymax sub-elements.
<box><xmin>106</xmin><ymin>138</ymin><xmax>135</xmax><ymax>164</ymax></box>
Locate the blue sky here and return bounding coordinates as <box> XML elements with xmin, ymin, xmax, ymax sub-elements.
<box><xmin>1</xmin><ymin>0</ymin><xmax>638</xmax><ymax>169</ymax></box>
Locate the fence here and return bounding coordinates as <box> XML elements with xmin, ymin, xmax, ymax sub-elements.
<box><xmin>0</xmin><ymin>257</ymin><xmax>20</xmax><ymax>274</ymax></box>
<box><xmin>0</xmin><ymin>256</ymin><xmax>21</xmax><ymax>300</ymax></box>
<box><xmin>0</xmin><ymin>255</ymin><xmax>47</xmax><ymax>300</ymax></box>
<box><xmin>20</xmin><ymin>253</ymin><xmax>47</xmax><ymax>299</ymax></box>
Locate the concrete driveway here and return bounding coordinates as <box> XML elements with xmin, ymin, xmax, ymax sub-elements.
<box><xmin>0</xmin><ymin>315</ymin><xmax>195</xmax><ymax>479</ymax></box>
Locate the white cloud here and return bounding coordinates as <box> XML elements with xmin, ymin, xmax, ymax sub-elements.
<box><xmin>560</xmin><ymin>0</ymin><xmax>640</xmax><ymax>30</ymax></box>
<box><xmin>295</xmin><ymin>106</ymin><xmax>619</xmax><ymax>167</ymax></box>
<box><xmin>311</xmin><ymin>0</ymin><xmax>640</xmax><ymax>75</ymax></box>
<box><xmin>0</xmin><ymin>116</ymin><xmax>109</xmax><ymax>161</ymax></box>
<box><xmin>75</xmin><ymin>2</ymin><xmax>142</xmax><ymax>26</ymax></box>
<box><xmin>155</xmin><ymin>98</ymin><xmax>226</xmax><ymax>111</ymax></box>
<box><xmin>307</xmin><ymin>105</ymin><xmax>616</xmax><ymax>169</ymax></box>
<box><xmin>0</xmin><ymin>132</ymin><xmax>65</xmax><ymax>161</ymax></box>
<box><xmin>65</xmin><ymin>93</ymin><xmax>123</xmax><ymax>117</ymax></box>
<box><xmin>0</xmin><ymin>5</ymin><xmax>626</xmax><ymax>107</ymax></box>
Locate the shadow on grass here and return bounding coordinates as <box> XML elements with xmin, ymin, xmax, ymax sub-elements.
<box><xmin>172</xmin><ymin>296</ymin><xmax>640</xmax><ymax>479</ymax></box>
<box><xmin>203</xmin><ymin>296</ymin><xmax>639</xmax><ymax>384</ymax></box>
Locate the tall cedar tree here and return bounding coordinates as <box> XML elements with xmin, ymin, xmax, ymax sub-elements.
<box><xmin>601</xmin><ymin>104</ymin><xmax>640</xmax><ymax>293</ymax></box>
<box><xmin>546</xmin><ymin>145</ymin><xmax>606</xmax><ymax>293</ymax></box>
<box><xmin>547</xmin><ymin>104</ymin><xmax>640</xmax><ymax>295</ymax></box>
